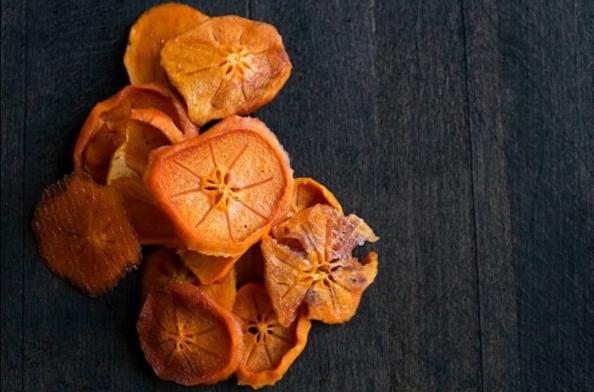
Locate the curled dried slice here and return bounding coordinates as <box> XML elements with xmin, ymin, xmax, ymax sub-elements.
<box><xmin>138</xmin><ymin>284</ymin><xmax>242</xmax><ymax>385</ymax></box>
<box><xmin>141</xmin><ymin>248</ymin><xmax>236</xmax><ymax>309</ymax></box>
<box><xmin>32</xmin><ymin>172</ymin><xmax>141</xmax><ymax>296</ymax></box>
<box><xmin>179</xmin><ymin>250</ymin><xmax>238</xmax><ymax>285</ymax></box>
<box><xmin>73</xmin><ymin>83</ymin><xmax>198</xmax><ymax>183</ymax></box>
<box><xmin>233</xmin><ymin>283</ymin><xmax>310</xmax><ymax>389</ymax></box>
<box><xmin>124</xmin><ymin>3</ymin><xmax>208</xmax><ymax>85</ymax></box>
<box><xmin>235</xmin><ymin>244</ymin><xmax>265</xmax><ymax>287</ymax></box>
<box><xmin>161</xmin><ymin>15</ymin><xmax>292</xmax><ymax>126</ymax></box>
<box><xmin>129</xmin><ymin>108</ymin><xmax>185</xmax><ymax>144</ymax></box>
<box><xmin>262</xmin><ymin>204</ymin><xmax>379</xmax><ymax>326</ymax></box>
<box><xmin>145</xmin><ymin>115</ymin><xmax>293</xmax><ymax>256</ymax></box>
<box><xmin>110</xmin><ymin>177</ymin><xmax>179</xmax><ymax>247</ymax></box>
<box><xmin>282</xmin><ymin>177</ymin><xmax>342</xmax><ymax>220</ymax></box>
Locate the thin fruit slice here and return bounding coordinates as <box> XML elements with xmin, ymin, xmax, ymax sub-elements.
<box><xmin>235</xmin><ymin>244</ymin><xmax>265</xmax><ymax>287</ymax></box>
<box><xmin>110</xmin><ymin>177</ymin><xmax>179</xmax><ymax>247</ymax></box>
<box><xmin>129</xmin><ymin>108</ymin><xmax>185</xmax><ymax>144</ymax></box>
<box><xmin>138</xmin><ymin>283</ymin><xmax>242</xmax><ymax>386</ymax></box>
<box><xmin>262</xmin><ymin>204</ymin><xmax>379</xmax><ymax>326</ymax></box>
<box><xmin>233</xmin><ymin>283</ymin><xmax>310</xmax><ymax>389</ymax></box>
<box><xmin>141</xmin><ymin>248</ymin><xmax>236</xmax><ymax>309</ymax></box>
<box><xmin>145</xmin><ymin>115</ymin><xmax>293</xmax><ymax>256</ymax></box>
<box><xmin>161</xmin><ymin>15</ymin><xmax>292</xmax><ymax>126</ymax></box>
<box><xmin>284</xmin><ymin>177</ymin><xmax>342</xmax><ymax>220</ymax></box>
<box><xmin>32</xmin><ymin>172</ymin><xmax>141</xmax><ymax>296</ymax></box>
<box><xmin>124</xmin><ymin>3</ymin><xmax>208</xmax><ymax>85</ymax></box>
<box><xmin>73</xmin><ymin>83</ymin><xmax>198</xmax><ymax>183</ymax></box>
<box><xmin>179</xmin><ymin>250</ymin><xmax>238</xmax><ymax>285</ymax></box>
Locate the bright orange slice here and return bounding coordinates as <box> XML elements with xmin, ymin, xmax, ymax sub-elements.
<box><xmin>124</xmin><ymin>3</ymin><xmax>208</xmax><ymax>85</ymax></box>
<box><xmin>141</xmin><ymin>248</ymin><xmax>236</xmax><ymax>310</ymax></box>
<box><xmin>73</xmin><ymin>83</ymin><xmax>198</xmax><ymax>183</ymax></box>
<box><xmin>233</xmin><ymin>283</ymin><xmax>310</xmax><ymax>389</ymax></box>
<box><xmin>138</xmin><ymin>283</ymin><xmax>242</xmax><ymax>385</ymax></box>
<box><xmin>262</xmin><ymin>204</ymin><xmax>379</xmax><ymax>326</ymax></box>
<box><xmin>284</xmin><ymin>177</ymin><xmax>342</xmax><ymax>220</ymax></box>
<box><xmin>235</xmin><ymin>244</ymin><xmax>265</xmax><ymax>287</ymax></box>
<box><xmin>161</xmin><ymin>15</ymin><xmax>292</xmax><ymax>126</ymax></box>
<box><xmin>179</xmin><ymin>250</ymin><xmax>239</xmax><ymax>285</ymax></box>
<box><xmin>32</xmin><ymin>172</ymin><xmax>141</xmax><ymax>296</ymax></box>
<box><xmin>145</xmin><ymin>115</ymin><xmax>293</xmax><ymax>256</ymax></box>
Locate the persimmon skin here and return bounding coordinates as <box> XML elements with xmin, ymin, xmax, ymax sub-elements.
<box><xmin>124</xmin><ymin>2</ymin><xmax>209</xmax><ymax>85</ymax></box>
<box><xmin>73</xmin><ymin>83</ymin><xmax>198</xmax><ymax>183</ymax></box>
<box><xmin>161</xmin><ymin>15</ymin><xmax>292</xmax><ymax>126</ymax></box>
<box><xmin>138</xmin><ymin>284</ymin><xmax>243</xmax><ymax>386</ymax></box>
<box><xmin>145</xmin><ymin>115</ymin><xmax>293</xmax><ymax>257</ymax></box>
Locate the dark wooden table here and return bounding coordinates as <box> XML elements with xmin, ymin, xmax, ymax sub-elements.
<box><xmin>2</xmin><ymin>1</ymin><xmax>593</xmax><ymax>391</ymax></box>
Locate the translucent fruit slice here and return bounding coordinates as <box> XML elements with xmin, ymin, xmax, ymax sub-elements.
<box><xmin>145</xmin><ymin>115</ymin><xmax>293</xmax><ymax>256</ymax></box>
<box><xmin>235</xmin><ymin>244</ymin><xmax>265</xmax><ymax>287</ymax></box>
<box><xmin>138</xmin><ymin>283</ymin><xmax>242</xmax><ymax>385</ymax></box>
<box><xmin>32</xmin><ymin>172</ymin><xmax>141</xmax><ymax>296</ymax></box>
<box><xmin>161</xmin><ymin>15</ymin><xmax>292</xmax><ymax>126</ymax></box>
<box><xmin>73</xmin><ymin>83</ymin><xmax>198</xmax><ymax>183</ymax></box>
<box><xmin>233</xmin><ymin>283</ymin><xmax>311</xmax><ymax>389</ymax></box>
<box><xmin>262</xmin><ymin>204</ymin><xmax>379</xmax><ymax>326</ymax></box>
<box><xmin>141</xmin><ymin>248</ymin><xmax>236</xmax><ymax>310</ymax></box>
<box><xmin>179</xmin><ymin>250</ymin><xmax>239</xmax><ymax>285</ymax></box>
<box><xmin>124</xmin><ymin>3</ymin><xmax>208</xmax><ymax>85</ymax></box>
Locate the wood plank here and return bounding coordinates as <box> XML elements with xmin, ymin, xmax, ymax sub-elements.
<box><xmin>492</xmin><ymin>1</ymin><xmax>594</xmax><ymax>390</ymax></box>
<box><xmin>20</xmin><ymin>2</ymin><xmax>247</xmax><ymax>391</ymax></box>
<box><xmin>373</xmin><ymin>1</ymin><xmax>481</xmax><ymax>390</ymax></box>
<box><xmin>461</xmin><ymin>1</ymin><xmax>521</xmax><ymax>390</ymax></box>
<box><xmin>250</xmin><ymin>1</ymin><xmax>387</xmax><ymax>390</ymax></box>
<box><xmin>1</xmin><ymin>0</ymin><xmax>26</xmax><ymax>390</ymax></box>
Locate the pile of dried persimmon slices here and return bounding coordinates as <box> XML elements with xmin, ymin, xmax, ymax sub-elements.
<box><xmin>31</xmin><ymin>2</ymin><xmax>379</xmax><ymax>389</ymax></box>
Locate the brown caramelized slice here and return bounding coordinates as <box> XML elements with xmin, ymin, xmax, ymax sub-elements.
<box><xmin>137</xmin><ymin>284</ymin><xmax>242</xmax><ymax>385</ymax></box>
<box><xmin>73</xmin><ymin>83</ymin><xmax>198</xmax><ymax>183</ymax></box>
<box><xmin>124</xmin><ymin>3</ymin><xmax>208</xmax><ymax>85</ymax></box>
<box><xmin>145</xmin><ymin>115</ymin><xmax>293</xmax><ymax>256</ymax></box>
<box><xmin>233</xmin><ymin>283</ymin><xmax>310</xmax><ymax>389</ymax></box>
<box><xmin>262</xmin><ymin>204</ymin><xmax>379</xmax><ymax>326</ymax></box>
<box><xmin>32</xmin><ymin>173</ymin><xmax>141</xmax><ymax>296</ymax></box>
<box><xmin>161</xmin><ymin>15</ymin><xmax>292</xmax><ymax>126</ymax></box>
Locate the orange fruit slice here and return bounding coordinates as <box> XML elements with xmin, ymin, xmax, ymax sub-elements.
<box><xmin>73</xmin><ymin>83</ymin><xmax>198</xmax><ymax>183</ymax></box>
<box><xmin>145</xmin><ymin>115</ymin><xmax>293</xmax><ymax>256</ymax></box>
<box><xmin>138</xmin><ymin>283</ymin><xmax>242</xmax><ymax>385</ymax></box>
<box><xmin>179</xmin><ymin>250</ymin><xmax>239</xmax><ymax>285</ymax></box>
<box><xmin>235</xmin><ymin>244</ymin><xmax>265</xmax><ymax>287</ymax></box>
<box><xmin>233</xmin><ymin>283</ymin><xmax>310</xmax><ymax>389</ymax></box>
<box><xmin>285</xmin><ymin>177</ymin><xmax>342</xmax><ymax>219</ymax></box>
<box><xmin>141</xmin><ymin>248</ymin><xmax>236</xmax><ymax>310</ymax></box>
<box><xmin>124</xmin><ymin>3</ymin><xmax>208</xmax><ymax>85</ymax></box>
<box><xmin>32</xmin><ymin>172</ymin><xmax>141</xmax><ymax>296</ymax></box>
<box><xmin>161</xmin><ymin>15</ymin><xmax>292</xmax><ymax>126</ymax></box>
<box><xmin>262</xmin><ymin>204</ymin><xmax>379</xmax><ymax>326</ymax></box>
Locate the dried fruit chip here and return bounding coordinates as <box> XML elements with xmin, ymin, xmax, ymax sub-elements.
<box><xmin>141</xmin><ymin>248</ymin><xmax>236</xmax><ymax>309</ymax></box>
<box><xmin>179</xmin><ymin>250</ymin><xmax>239</xmax><ymax>285</ymax></box>
<box><xmin>161</xmin><ymin>15</ymin><xmax>292</xmax><ymax>126</ymax></box>
<box><xmin>110</xmin><ymin>177</ymin><xmax>179</xmax><ymax>247</ymax></box>
<box><xmin>262</xmin><ymin>204</ymin><xmax>379</xmax><ymax>326</ymax></box>
<box><xmin>32</xmin><ymin>172</ymin><xmax>141</xmax><ymax>296</ymax></box>
<box><xmin>145</xmin><ymin>115</ymin><xmax>293</xmax><ymax>256</ymax></box>
<box><xmin>73</xmin><ymin>83</ymin><xmax>198</xmax><ymax>183</ymax></box>
<box><xmin>285</xmin><ymin>177</ymin><xmax>342</xmax><ymax>219</ymax></box>
<box><xmin>129</xmin><ymin>108</ymin><xmax>185</xmax><ymax>145</ymax></box>
<box><xmin>124</xmin><ymin>3</ymin><xmax>208</xmax><ymax>85</ymax></box>
<box><xmin>138</xmin><ymin>283</ymin><xmax>242</xmax><ymax>385</ymax></box>
<box><xmin>233</xmin><ymin>283</ymin><xmax>310</xmax><ymax>389</ymax></box>
<box><xmin>235</xmin><ymin>244</ymin><xmax>265</xmax><ymax>287</ymax></box>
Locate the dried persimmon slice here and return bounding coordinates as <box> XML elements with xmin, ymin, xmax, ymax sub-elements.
<box><xmin>233</xmin><ymin>283</ymin><xmax>310</xmax><ymax>389</ymax></box>
<box><xmin>161</xmin><ymin>15</ymin><xmax>292</xmax><ymax>126</ymax></box>
<box><xmin>32</xmin><ymin>172</ymin><xmax>141</xmax><ymax>296</ymax></box>
<box><xmin>145</xmin><ymin>115</ymin><xmax>293</xmax><ymax>256</ymax></box>
<box><xmin>281</xmin><ymin>177</ymin><xmax>342</xmax><ymax>221</ymax></box>
<box><xmin>262</xmin><ymin>204</ymin><xmax>379</xmax><ymax>326</ymax></box>
<box><xmin>235</xmin><ymin>244</ymin><xmax>265</xmax><ymax>287</ymax></box>
<box><xmin>124</xmin><ymin>3</ymin><xmax>208</xmax><ymax>85</ymax></box>
<box><xmin>138</xmin><ymin>283</ymin><xmax>242</xmax><ymax>385</ymax></box>
<box><xmin>73</xmin><ymin>83</ymin><xmax>198</xmax><ymax>183</ymax></box>
<box><xmin>141</xmin><ymin>248</ymin><xmax>236</xmax><ymax>309</ymax></box>
<box><xmin>179</xmin><ymin>250</ymin><xmax>239</xmax><ymax>285</ymax></box>
<box><xmin>110</xmin><ymin>177</ymin><xmax>179</xmax><ymax>247</ymax></box>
